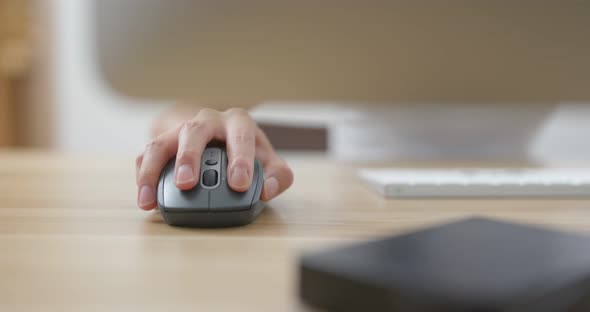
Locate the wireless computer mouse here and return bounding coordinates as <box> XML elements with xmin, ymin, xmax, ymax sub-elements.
<box><xmin>157</xmin><ymin>146</ymin><xmax>264</xmax><ymax>227</ymax></box>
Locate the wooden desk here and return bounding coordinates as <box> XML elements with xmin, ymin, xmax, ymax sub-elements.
<box><xmin>1</xmin><ymin>150</ymin><xmax>590</xmax><ymax>311</ymax></box>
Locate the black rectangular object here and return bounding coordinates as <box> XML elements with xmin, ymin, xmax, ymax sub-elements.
<box><xmin>299</xmin><ymin>218</ymin><xmax>590</xmax><ymax>312</ymax></box>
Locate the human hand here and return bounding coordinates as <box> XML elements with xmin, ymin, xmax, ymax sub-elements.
<box><xmin>135</xmin><ymin>108</ymin><xmax>294</xmax><ymax>210</ymax></box>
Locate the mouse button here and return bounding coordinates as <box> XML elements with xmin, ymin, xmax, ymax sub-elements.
<box><xmin>204</xmin><ymin>159</ymin><xmax>217</xmax><ymax>166</ymax></box>
<box><xmin>163</xmin><ymin>187</ymin><xmax>210</xmax><ymax>212</ymax></box>
<box><xmin>202</xmin><ymin>169</ymin><xmax>218</xmax><ymax>187</ymax></box>
<box><xmin>200</xmin><ymin>147</ymin><xmax>222</xmax><ymax>189</ymax></box>
<box><xmin>209</xmin><ymin>177</ymin><xmax>257</xmax><ymax>212</ymax></box>
<box><xmin>160</xmin><ymin>161</ymin><xmax>209</xmax><ymax>212</ymax></box>
<box><xmin>202</xmin><ymin>147</ymin><xmax>222</xmax><ymax>168</ymax></box>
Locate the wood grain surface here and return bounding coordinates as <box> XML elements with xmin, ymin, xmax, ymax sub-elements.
<box><xmin>0</xmin><ymin>149</ymin><xmax>589</xmax><ymax>311</ymax></box>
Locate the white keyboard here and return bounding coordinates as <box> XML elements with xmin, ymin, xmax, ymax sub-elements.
<box><xmin>358</xmin><ymin>168</ymin><xmax>590</xmax><ymax>198</ymax></box>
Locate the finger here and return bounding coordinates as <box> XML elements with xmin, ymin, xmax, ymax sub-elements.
<box><xmin>255</xmin><ymin>128</ymin><xmax>294</xmax><ymax>201</ymax></box>
<box><xmin>135</xmin><ymin>153</ymin><xmax>144</xmax><ymax>186</ymax></box>
<box><xmin>259</xmin><ymin>159</ymin><xmax>294</xmax><ymax>201</ymax></box>
<box><xmin>174</xmin><ymin>115</ymin><xmax>224</xmax><ymax>190</ymax></box>
<box><xmin>224</xmin><ymin>108</ymin><xmax>257</xmax><ymax>192</ymax></box>
<box><xmin>137</xmin><ymin>129</ymin><xmax>180</xmax><ymax>210</ymax></box>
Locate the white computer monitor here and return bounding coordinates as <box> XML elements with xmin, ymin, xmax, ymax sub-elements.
<box><xmin>92</xmin><ymin>1</ymin><xmax>590</xmax><ymax>161</ymax></box>
<box><xmin>94</xmin><ymin>0</ymin><xmax>590</xmax><ymax>107</ymax></box>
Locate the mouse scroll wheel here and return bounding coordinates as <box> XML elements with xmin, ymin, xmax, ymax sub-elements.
<box><xmin>202</xmin><ymin>169</ymin><xmax>218</xmax><ymax>187</ymax></box>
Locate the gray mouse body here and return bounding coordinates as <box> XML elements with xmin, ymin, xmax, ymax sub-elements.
<box><xmin>157</xmin><ymin>146</ymin><xmax>264</xmax><ymax>227</ymax></box>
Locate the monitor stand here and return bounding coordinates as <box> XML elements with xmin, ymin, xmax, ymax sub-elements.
<box><xmin>327</xmin><ymin>104</ymin><xmax>554</xmax><ymax>162</ymax></box>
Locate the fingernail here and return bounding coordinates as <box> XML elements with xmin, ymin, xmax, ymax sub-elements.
<box><xmin>231</xmin><ymin>165</ymin><xmax>250</xmax><ymax>190</ymax></box>
<box><xmin>263</xmin><ymin>177</ymin><xmax>279</xmax><ymax>200</ymax></box>
<box><xmin>176</xmin><ymin>164</ymin><xmax>195</xmax><ymax>184</ymax></box>
<box><xmin>138</xmin><ymin>185</ymin><xmax>155</xmax><ymax>207</ymax></box>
